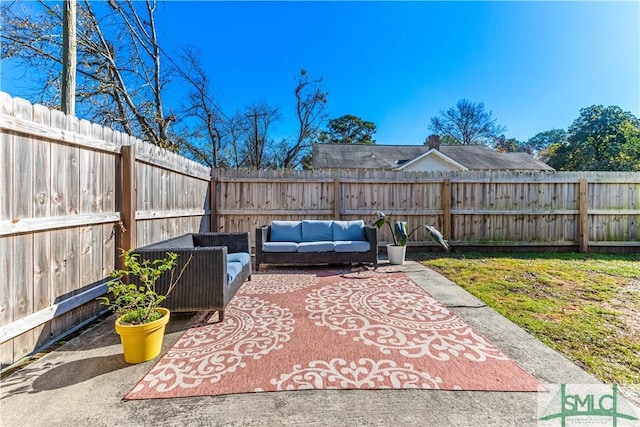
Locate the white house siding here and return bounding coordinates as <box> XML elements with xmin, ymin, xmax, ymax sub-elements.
<box><xmin>399</xmin><ymin>153</ymin><xmax>465</xmax><ymax>172</ymax></box>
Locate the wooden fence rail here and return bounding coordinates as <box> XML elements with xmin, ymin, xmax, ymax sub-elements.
<box><xmin>211</xmin><ymin>169</ymin><xmax>640</xmax><ymax>252</ymax></box>
<box><xmin>1</xmin><ymin>91</ymin><xmax>639</xmax><ymax>369</ymax></box>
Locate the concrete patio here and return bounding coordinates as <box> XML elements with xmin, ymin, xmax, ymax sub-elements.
<box><xmin>0</xmin><ymin>261</ymin><xmax>603</xmax><ymax>426</ymax></box>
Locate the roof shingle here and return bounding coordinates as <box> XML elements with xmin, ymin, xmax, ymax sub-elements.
<box><xmin>312</xmin><ymin>144</ymin><xmax>554</xmax><ymax>171</ymax></box>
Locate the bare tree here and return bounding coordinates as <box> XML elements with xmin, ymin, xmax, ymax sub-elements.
<box><xmin>430</xmin><ymin>99</ymin><xmax>506</xmax><ymax>145</ymax></box>
<box><xmin>173</xmin><ymin>47</ymin><xmax>228</xmax><ymax>167</ymax></box>
<box><xmin>241</xmin><ymin>103</ymin><xmax>281</xmax><ymax>170</ymax></box>
<box><xmin>3</xmin><ymin>2</ymin><xmax>328</xmax><ymax>168</ymax></box>
<box><xmin>223</xmin><ymin>112</ymin><xmax>251</xmax><ymax>169</ymax></box>
<box><xmin>280</xmin><ymin>69</ymin><xmax>328</xmax><ymax>169</ymax></box>
<box><xmin>2</xmin><ymin>0</ymin><xmax>177</xmax><ymax>148</ymax></box>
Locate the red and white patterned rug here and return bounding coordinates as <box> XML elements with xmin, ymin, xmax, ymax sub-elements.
<box><xmin>126</xmin><ymin>267</ymin><xmax>541</xmax><ymax>399</ymax></box>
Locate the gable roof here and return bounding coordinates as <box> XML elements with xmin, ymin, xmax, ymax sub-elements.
<box><xmin>312</xmin><ymin>144</ymin><xmax>554</xmax><ymax>171</ymax></box>
<box><xmin>397</xmin><ymin>148</ymin><xmax>469</xmax><ymax>171</ymax></box>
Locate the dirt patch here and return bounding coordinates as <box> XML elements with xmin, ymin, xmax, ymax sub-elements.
<box><xmin>604</xmin><ymin>279</ymin><xmax>640</xmax><ymax>338</ymax></box>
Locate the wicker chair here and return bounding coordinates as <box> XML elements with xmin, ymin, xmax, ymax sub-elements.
<box><xmin>132</xmin><ymin>232</ymin><xmax>251</xmax><ymax>321</ymax></box>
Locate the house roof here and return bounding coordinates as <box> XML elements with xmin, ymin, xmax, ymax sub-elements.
<box><xmin>397</xmin><ymin>148</ymin><xmax>469</xmax><ymax>171</ymax></box>
<box><xmin>312</xmin><ymin>144</ymin><xmax>555</xmax><ymax>171</ymax></box>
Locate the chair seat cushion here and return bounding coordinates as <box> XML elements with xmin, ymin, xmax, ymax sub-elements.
<box><xmin>227</xmin><ymin>261</ymin><xmax>244</xmax><ymax>282</ymax></box>
<box><xmin>263</xmin><ymin>241</ymin><xmax>299</xmax><ymax>253</ymax></box>
<box><xmin>297</xmin><ymin>241</ymin><xmax>335</xmax><ymax>253</ymax></box>
<box><xmin>227</xmin><ymin>252</ymin><xmax>251</xmax><ymax>267</ymax></box>
<box><xmin>334</xmin><ymin>240</ymin><xmax>371</xmax><ymax>253</ymax></box>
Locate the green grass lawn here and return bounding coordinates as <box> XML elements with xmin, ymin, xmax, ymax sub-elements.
<box><xmin>416</xmin><ymin>252</ymin><xmax>640</xmax><ymax>385</ymax></box>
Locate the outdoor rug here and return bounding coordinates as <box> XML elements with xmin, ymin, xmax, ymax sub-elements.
<box><xmin>126</xmin><ymin>267</ymin><xmax>541</xmax><ymax>399</ymax></box>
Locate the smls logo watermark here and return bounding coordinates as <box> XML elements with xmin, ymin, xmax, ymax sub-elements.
<box><xmin>539</xmin><ymin>384</ymin><xmax>639</xmax><ymax>427</ymax></box>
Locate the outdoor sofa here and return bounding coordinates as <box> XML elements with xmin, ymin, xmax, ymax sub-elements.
<box><xmin>255</xmin><ymin>219</ymin><xmax>378</xmax><ymax>270</ymax></box>
<box><xmin>132</xmin><ymin>232</ymin><xmax>251</xmax><ymax>321</ymax></box>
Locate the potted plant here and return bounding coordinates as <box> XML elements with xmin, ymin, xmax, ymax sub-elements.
<box><xmin>373</xmin><ymin>211</ymin><xmax>449</xmax><ymax>265</ymax></box>
<box><xmin>98</xmin><ymin>249</ymin><xmax>189</xmax><ymax>364</ymax></box>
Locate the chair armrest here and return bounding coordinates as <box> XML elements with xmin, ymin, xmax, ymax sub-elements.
<box><xmin>135</xmin><ymin>246</ymin><xmax>228</xmax><ymax>265</ymax></box>
<box><xmin>364</xmin><ymin>225</ymin><xmax>377</xmax><ymax>247</ymax></box>
<box><xmin>256</xmin><ymin>226</ymin><xmax>270</xmax><ymax>245</ymax></box>
<box><xmin>194</xmin><ymin>232</ymin><xmax>249</xmax><ymax>254</ymax></box>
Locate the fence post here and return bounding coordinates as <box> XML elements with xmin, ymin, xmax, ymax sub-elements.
<box><xmin>120</xmin><ymin>145</ymin><xmax>137</xmax><ymax>255</ymax></box>
<box><xmin>210</xmin><ymin>175</ymin><xmax>218</xmax><ymax>232</ymax></box>
<box><xmin>441</xmin><ymin>179</ymin><xmax>452</xmax><ymax>241</ymax></box>
<box><xmin>334</xmin><ymin>177</ymin><xmax>341</xmax><ymax>220</ymax></box>
<box><xmin>578</xmin><ymin>178</ymin><xmax>589</xmax><ymax>253</ymax></box>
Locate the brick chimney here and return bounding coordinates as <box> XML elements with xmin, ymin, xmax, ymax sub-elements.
<box><xmin>428</xmin><ymin>135</ymin><xmax>440</xmax><ymax>150</ymax></box>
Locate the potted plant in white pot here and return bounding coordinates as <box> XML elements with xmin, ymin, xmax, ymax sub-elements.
<box><xmin>373</xmin><ymin>211</ymin><xmax>449</xmax><ymax>265</ymax></box>
<box><xmin>98</xmin><ymin>249</ymin><xmax>190</xmax><ymax>364</ymax></box>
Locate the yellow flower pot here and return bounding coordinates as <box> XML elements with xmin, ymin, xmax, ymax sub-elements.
<box><xmin>114</xmin><ymin>308</ymin><xmax>170</xmax><ymax>364</ymax></box>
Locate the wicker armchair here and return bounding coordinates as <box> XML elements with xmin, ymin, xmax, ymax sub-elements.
<box><xmin>132</xmin><ymin>232</ymin><xmax>251</xmax><ymax>321</ymax></box>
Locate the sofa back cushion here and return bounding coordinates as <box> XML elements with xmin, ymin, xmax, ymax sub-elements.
<box><xmin>301</xmin><ymin>220</ymin><xmax>333</xmax><ymax>242</ymax></box>
<box><xmin>332</xmin><ymin>220</ymin><xmax>365</xmax><ymax>241</ymax></box>
<box><xmin>270</xmin><ymin>221</ymin><xmax>302</xmax><ymax>242</ymax></box>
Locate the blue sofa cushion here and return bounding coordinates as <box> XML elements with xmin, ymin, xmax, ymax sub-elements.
<box><xmin>227</xmin><ymin>261</ymin><xmax>244</xmax><ymax>282</ymax></box>
<box><xmin>227</xmin><ymin>252</ymin><xmax>251</xmax><ymax>267</ymax></box>
<box><xmin>334</xmin><ymin>241</ymin><xmax>371</xmax><ymax>253</ymax></box>
<box><xmin>262</xmin><ymin>241</ymin><xmax>299</xmax><ymax>253</ymax></box>
<box><xmin>301</xmin><ymin>220</ymin><xmax>333</xmax><ymax>242</ymax></box>
<box><xmin>333</xmin><ymin>220</ymin><xmax>365</xmax><ymax>241</ymax></box>
<box><xmin>270</xmin><ymin>221</ymin><xmax>302</xmax><ymax>242</ymax></box>
<box><xmin>297</xmin><ymin>241</ymin><xmax>335</xmax><ymax>252</ymax></box>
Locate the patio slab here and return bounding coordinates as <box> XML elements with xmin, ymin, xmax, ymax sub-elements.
<box><xmin>0</xmin><ymin>261</ymin><xmax>602</xmax><ymax>427</ymax></box>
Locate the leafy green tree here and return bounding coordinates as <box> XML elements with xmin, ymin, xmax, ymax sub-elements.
<box><xmin>429</xmin><ymin>99</ymin><xmax>506</xmax><ymax>145</ymax></box>
<box><xmin>318</xmin><ymin>114</ymin><xmax>377</xmax><ymax>144</ymax></box>
<box><xmin>527</xmin><ymin>129</ymin><xmax>568</xmax><ymax>163</ymax></box>
<box><xmin>544</xmin><ymin>142</ymin><xmax>573</xmax><ymax>171</ymax></box>
<box><xmin>439</xmin><ymin>135</ymin><xmax>459</xmax><ymax>145</ymax></box>
<box><xmin>549</xmin><ymin>105</ymin><xmax>640</xmax><ymax>171</ymax></box>
<box><xmin>527</xmin><ymin>129</ymin><xmax>568</xmax><ymax>152</ymax></box>
<box><xmin>423</xmin><ymin>134</ymin><xmax>459</xmax><ymax>145</ymax></box>
<box><xmin>493</xmin><ymin>135</ymin><xmax>531</xmax><ymax>154</ymax></box>
<box><xmin>618</xmin><ymin>121</ymin><xmax>640</xmax><ymax>170</ymax></box>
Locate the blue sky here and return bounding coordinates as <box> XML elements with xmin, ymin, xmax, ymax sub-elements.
<box><xmin>2</xmin><ymin>1</ymin><xmax>639</xmax><ymax>146</ymax></box>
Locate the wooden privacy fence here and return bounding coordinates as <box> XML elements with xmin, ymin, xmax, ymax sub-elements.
<box><xmin>0</xmin><ymin>93</ymin><xmax>211</xmax><ymax>368</ymax></box>
<box><xmin>1</xmin><ymin>91</ymin><xmax>639</xmax><ymax>369</ymax></box>
<box><xmin>212</xmin><ymin>169</ymin><xmax>640</xmax><ymax>252</ymax></box>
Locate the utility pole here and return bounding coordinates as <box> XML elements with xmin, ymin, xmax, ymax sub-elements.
<box><xmin>61</xmin><ymin>0</ymin><xmax>77</xmax><ymax>116</ymax></box>
<box><xmin>246</xmin><ymin>111</ymin><xmax>266</xmax><ymax>170</ymax></box>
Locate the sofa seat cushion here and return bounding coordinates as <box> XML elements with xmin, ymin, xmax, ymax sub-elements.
<box><xmin>227</xmin><ymin>261</ymin><xmax>244</xmax><ymax>282</ymax></box>
<box><xmin>297</xmin><ymin>241</ymin><xmax>335</xmax><ymax>253</ymax></box>
<box><xmin>334</xmin><ymin>240</ymin><xmax>371</xmax><ymax>253</ymax></box>
<box><xmin>227</xmin><ymin>252</ymin><xmax>251</xmax><ymax>267</ymax></box>
<box><xmin>270</xmin><ymin>221</ymin><xmax>302</xmax><ymax>242</ymax></box>
<box><xmin>333</xmin><ymin>220</ymin><xmax>365</xmax><ymax>241</ymax></box>
<box><xmin>301</xmin><ymin>220</ymin><xmax>333</xmax><ymax>242</ymax></box>
<box><xmin>263</xmin><ymin>241</ymin><xmax>299</xmax><ymax>253</ymax></box>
